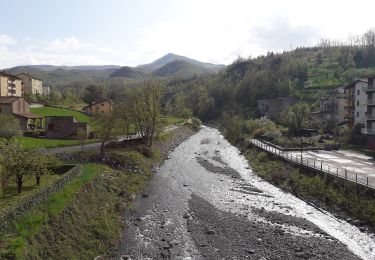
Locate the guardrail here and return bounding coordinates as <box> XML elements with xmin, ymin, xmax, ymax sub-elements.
<box><xmin>250</xmin><ymin>139</ymin><xmax>374</xmax><ymax>190</ymax></box>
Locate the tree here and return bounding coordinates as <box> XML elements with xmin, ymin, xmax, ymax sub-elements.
<box><xmin>91</xmin><ymin>112</ymin><xmax>123</xmax><ymax>156</ymax></box>
<box><xmin>285</xmin><ymin>102</ymin><xmax>310</xmax><ymax>130</ymax></box>
<box><xmin>0</xmin><ymin>144</ymin><xmax>58</xmax><ymax>193</ymax></box>
<box><xmin>82</xmin><ymin>85</ymin><xmax>106</xmax><ymax>104</ymax></box>
<box><xmin>127</xmin><ymin>76</ymin><xmax>162</xmax><ymax>146</ymax></box>
<box><xmin>0</xmin><ymin>114</ymin><xmax>22</xmax><ymax>142</ymax></box>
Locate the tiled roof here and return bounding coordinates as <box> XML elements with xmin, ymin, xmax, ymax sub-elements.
<box><xmin>0</xmin><ymin>97</ymin><xmax>22</xmax><ymax>104</ymax></box>
<box><xmin>0</xmin><ymin>71</ymin><xmax>22</xmax><ymax>80</ymax></box>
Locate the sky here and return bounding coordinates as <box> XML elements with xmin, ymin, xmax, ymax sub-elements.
<box><xmin>0</xmin><ymin>0</ymin><xmax>375</xmax><ymax>68</ymax></box>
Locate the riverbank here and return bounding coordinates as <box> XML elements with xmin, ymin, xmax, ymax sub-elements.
<box><xmin>116</xmin><ymin>127</ymin><xmax>372</xmax><ymax>259</ymax></box>
<box><xmin>0</xmin><ymin>125</ymin><xmax>197</xmax><ymax>259</ymax></box>
<box><xmin>244</xmin><ymin>145</ymin><xmax>375</xmax><ymax>232</ymax></box>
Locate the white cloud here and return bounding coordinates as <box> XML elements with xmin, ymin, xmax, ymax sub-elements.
<box><xmin>0</xmin><ymin>34</ymin><xmax>16</xmax><ymax>45</ymax></box>
<box><xmin>45</xmin><ymin>36</ymin><xmax>94</xmax><ymax>53</ymax></box>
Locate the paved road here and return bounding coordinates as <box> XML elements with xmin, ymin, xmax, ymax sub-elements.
<box><xmin>117</xmin><ymin>127</ymin><xmax>375</xmax><ymax>259</ymax></box>
<box><xmin>45</xmin><ymin>142</ymin><xmax>102</xmax><ymax>154</ymax></box>
<box><xmin>251</xmin><ymin>139</ymin><xmax>375</xmax><ymax>188</ymax></box>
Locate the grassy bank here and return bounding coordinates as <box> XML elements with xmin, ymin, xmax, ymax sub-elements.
<box><xmin>0</xmin><ymin>126</ymin><xmax>193</xmax><ymax>259</ymax></box>
<box><xmin>244</xmin><ymin>147</ymin><xmax>375</xmax><ymax>226</ymax></box>
<box><xmin>16</xmin><ymin>137</ymin><xmax>98</xmax><ymax>149</ymax></box>
<box><xmin>30</xmin><ymin>106</ymin><xmax>90</xmax><ymax>123</ymax></box>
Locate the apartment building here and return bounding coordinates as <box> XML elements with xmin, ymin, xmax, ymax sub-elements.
<box><xmin>365</xmin><ymin>76</ymin><xmax>375</xmax><ymax>149</ymax></box>
<box><xmin>344</xmin><ymin>79</ymin><xmax>368</xmax><ymax>127</ymax></box>
<box><xmin>0</xmin><ymin>71</ymin><xmax>22</xmax><ymax>97</ymax></box>
<box><xmin>318</xmin><ymin>86</ymin><xmax>347</xmax><ymax>125</ymax></box>
<box><xmin>17</xmin><ymin>73</ymin><xmax>43</xmax><ymax>95</ymax></box>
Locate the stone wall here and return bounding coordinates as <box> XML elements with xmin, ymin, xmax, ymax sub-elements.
<box><xmin>0</xmin><ymin>164</ymin><xmax>83</xmax><ymax>231</ymax></box>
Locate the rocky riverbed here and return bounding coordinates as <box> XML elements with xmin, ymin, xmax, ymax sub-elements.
<box><xmin>116</xmin><ymin>127</ymin><xmax>375</xmax><ymax>259</ymax></box>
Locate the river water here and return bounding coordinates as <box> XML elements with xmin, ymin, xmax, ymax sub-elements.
<box><xmin>120</xmin><ymin>127</ymin><xmax>375</xmax><ymax>259</ymax></box>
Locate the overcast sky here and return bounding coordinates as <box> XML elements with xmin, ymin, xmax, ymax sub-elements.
<box><xmin>1</xmin><ymin>0</ymin><xmax>374</xmax><ymax>68</ymax></box>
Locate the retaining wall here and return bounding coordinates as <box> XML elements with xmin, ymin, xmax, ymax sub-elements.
<box><xmin>0</xmin><ymin>164</ymin><xmax>83</xmax><ymax>231</ymax></box>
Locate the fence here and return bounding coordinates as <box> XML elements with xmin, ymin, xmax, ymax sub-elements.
<box><xmin>250</xmin><ymin>139</ymin><xmax>375</xmax><ymax>190</ymax></box>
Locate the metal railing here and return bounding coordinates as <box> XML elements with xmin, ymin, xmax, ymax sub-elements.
<box><xmin>250</xmin><ymin>139</ymin><xmax>375</xmax><ymax>190</ymax></box>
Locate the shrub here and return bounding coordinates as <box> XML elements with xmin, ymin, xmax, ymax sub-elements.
<box><xmin>256</xmin><ymin>152</ymin><xmax>268</xmax><ymax>162</ymax></box>
<box><xmin>191</xmin><ymin>117</ymin><xmax>202</xmax><ymax>131</ymax></box>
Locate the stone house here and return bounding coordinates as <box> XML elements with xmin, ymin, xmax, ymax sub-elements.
<box><xmin>45</xmin><ymin>116</ymin><xmax>89</xmax><ymax>139</ymax></box>
<box><xmin>257</xmin><ymin>97</ymin><xmax>297</xmax><ymax>121</ymax></box>
<box><xmin>16</xmin><ymin>73</ymin><xmax>43</xmax><ymax>95</ymax></box>
<box><xmin>83</xmin><ymin>100</ymin><xmax>113</xmax><ymax>115</ymax></box>
<box><xmin>0</xmin><ymin>97</ymin><xmax>42</xmax><ymax>130</ymax></box>
<box><xmin>0</xmin><ymin>71</ymin><xmax>22</xmax><ymax>97</ymax></box>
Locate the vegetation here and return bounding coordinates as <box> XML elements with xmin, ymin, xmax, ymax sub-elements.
<box><xmin>30</xmin><ymin>106</ymin><xmax>90</xmax><ymax>123</ymax></box>
<box><xmin>0</xmin><ymin>114</ymin><xmax>22</xmax><ymax>141</ymax></box>
<box><xmin>245</xmin><ymin>148</ymin><xmax>375</xmax><ymax>226</ymax></box>
<box><xmin>15</xmin><ymin>136</ymin><xmax>97</xmax><ymax>149</ymax></box>
<box><xmin>0</xmin><ymin>143</ymin><xmax>58</xmax><ymax>193</ymax></box>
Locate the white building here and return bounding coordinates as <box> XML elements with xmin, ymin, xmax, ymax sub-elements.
<box><xmin>353</xmin><ymin>80</ymin><xmax>368</xmax><ymax>126</ymax></box>
<box><xmin>17</xmin><ymin>73</ymin><xmax>43</xmax><ymax>95</ymax></box>
<box><xmin>42</xmin><ymin>85</ymin><xmax>50</xmax><ymax>96</ymax></box>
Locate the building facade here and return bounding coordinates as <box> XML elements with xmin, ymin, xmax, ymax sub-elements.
<box><xmin>0</xmin><ymin>97</ymin><xmax>42</xmax><ymax>130</ymax></box>
<box><xmin>42</xmin><ymin>85</ymin><xmax>50</xmax><ymax>96</ymax></box>
<box><xmin>45</xmin><ymin>116</ymin><xmax>89</xmax><ymax>139</ymax></box>
<box><xmin>257</xmin><ymin>97</ymin><xmax>297</xmax><ymax>121</ymax></box>
<box><xmin>0</xmin><ymin>71</ymin><xmax>22</xmax><ymax>97</ymax></box>
<box><xmin>365</xmin><ymin>76</ymin><xmax>375</xmax><ymax>149</ymax></box>
<box><xmin>83</xmin><ymin>100</ymin><xmax>113</xmax><ymax>115</ymax></box>
<box><xmin>318</xmin><ymin>86</ymin><xmax>347</xmax><ymax>125</ymax></box>
<box><xmin>17</xmin><ymin>73</ymin><xmax>43</xmax><ymax>95</ymax></box>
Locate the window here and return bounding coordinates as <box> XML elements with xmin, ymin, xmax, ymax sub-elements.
<box><xmin>357</xmin><ymin>90</ymin><xmax>360</xmax><ymax>95</ymax></box>
<box><xmin>357</xmin><ymin>112</ymin><xmax>359</xmax><ymax>118</ymax></box>
<box><xmin>357</xmin><ymin>101</ymin><xmax>360</xmax><ymax>106</ymax></box>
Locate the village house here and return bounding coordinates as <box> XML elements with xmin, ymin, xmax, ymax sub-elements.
<box><xmin>45</xmin><ymin>116</ymin><xmax>89</xmax><ymax>139</ymax></box>
<box><xmin>16</xmin><ymin>73</ymin><xmax>43</xmax><ymax>95</ymax></box>
<box><xmin>0</xmin><ymin>97</ymin><xmax>42</xmax><ymax>131</ymax></box>
<box><xmin>83</xmin><ymin>100</ymin><xmax>113</xmax><ymax>115</ymax></box>
<box><xmin>365</xmin><ymin>75</ymin><xmax>375</xmax><ymax>149</ymax></box>
<box><xmin>0</xmin><ymin>71</ymin><xmax>22</xmax><ymax>97</ymax></box>
<box><xmin>257</xmin><ymin>97</ymin><xmax>297</xmax><ymax>121</ymax></box>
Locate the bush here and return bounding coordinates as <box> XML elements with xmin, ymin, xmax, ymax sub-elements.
<box><xmin>191</xmin><ymin>117</ymin><xmax>202</xmax><ymax>131</ymax></box>
<box><xmin>256</xmin><ymin>152</ymin><xmax>268</xmax><ymax>162</ymax></box>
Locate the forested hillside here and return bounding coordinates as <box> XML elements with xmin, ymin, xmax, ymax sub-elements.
<box><xmin>165</xmin><ymin>30</ymin><xmax>375</xmax><ymax>121</ymax></box>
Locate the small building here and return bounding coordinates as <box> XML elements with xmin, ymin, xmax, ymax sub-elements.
<box><xmin>0</xmin><ymin>71</ymin><xmax>22</xmax><ymax>97</ymax></box>
<box><xmin>83</xmin><ymin>100</ymin><xmax>113</xmax><ymax>115</ymax></box>
<box><xmin>16</xmin><ymin>73</ymin><xmax>43</xmax><ymax>95</ymax></box>
<box><xmin>0</xmin><ymin>97</ymin><xmax>42</xmax><ymax>130</ymax></box>
<box><xmin>257</xmin><ymin>97</ymin><xmax>297</xmax><ymax>121</ymax></box>
<box><xmin>45</xmin><ymin>116</ymin><xmax>89</xmax><ymax>139</ymax></box>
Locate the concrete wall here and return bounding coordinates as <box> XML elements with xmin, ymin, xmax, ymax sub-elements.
<box><xmin>0</xmin><ymin>165</ymin><xmax>83</xmax><ymax>231</ymax></box>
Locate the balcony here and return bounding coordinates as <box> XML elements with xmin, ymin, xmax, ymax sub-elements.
<box><xmin>366</xmin><ymin>114</ymin><xmax>375</xmax><ymax>121</ymax></box>
<box><xmin>367</xmin><ymin>85</ymin><xmax>375</xmax><ymax>92</ymax></box>
<box><xmin>368</xmin><ymin>100</ymin><xmax>375</xmax><ymax>106</ymax></box>
<box><xmin>364</xmin><ymin>128</ymin><xmax>375</xmax><ymax>135</ymax></box>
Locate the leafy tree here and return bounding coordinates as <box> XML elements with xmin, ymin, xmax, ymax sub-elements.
<box><xmin>284</xmin><ymin>102</ymin><xmax>310</xmax><ymax>130</ymax></box>
<box><xmin>0</xmin><ymin>144</ymin><xmax>58</xmax><ymax>193</ymax></box>
<box><xmin>0</xmin><ymin>114</ymin><xmax>22</xmax><ymax>142</ymax></box>
<box><xmin>91</xmin><ymin>112</ymin><xmax>123</xmax><ymax>156</ymax></box>
<box><xmin>83</xmin><ymin>85</ymin><xmax>106</xmax><ymax>104</ymax></box>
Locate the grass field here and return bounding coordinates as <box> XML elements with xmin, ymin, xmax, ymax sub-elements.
<box><xmin>30</xmin><ymin>106</ymin><xmax>91</xmax><ymax>123</ymax></box>
<box><xmin>16</xmin><ymin>137</ymin><xmax>98</xmax><ymax>149</ymax></box>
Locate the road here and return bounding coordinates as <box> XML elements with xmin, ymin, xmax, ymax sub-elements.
<box><xmin>117</xmin><ymin>127</ymin><xmax>375</xmax><ymax>259</ymax></box>
<box><xmin>251</xmin><ymin>139</ymin><xmax>375</xmax><ymax>188</ymax></box>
